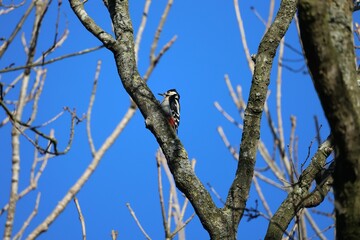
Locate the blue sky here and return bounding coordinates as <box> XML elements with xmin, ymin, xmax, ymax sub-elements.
<box><xmin>1</xmin><ymin>0</ymin><xmax>353</xmax><ymax>239</ymax></box>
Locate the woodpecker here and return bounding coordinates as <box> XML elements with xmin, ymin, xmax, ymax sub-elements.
<box><xmin>158</xmin><ymin>89</ymin><xmax>180</xmax><ymax>132</ymax></box>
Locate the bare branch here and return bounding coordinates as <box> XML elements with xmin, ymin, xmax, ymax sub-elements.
<box><xmin>0</xmin><ymin>45</ymin><xmax>104</xmax><ymax>73</ymax></box>
<box><xmin>217</xmin><ymin>126</ymin><xmax>238</xmax><ymax>160</ymax></box>
<box><xmin>26</xmin><ymin>105</ymin><xmax>137</xmax><ymax>239</ymax></box>
<box><xmin>207</xmin><ymin>182</ymin><xmax>225</xmax><ymax>205</ymax></box>
<box><xmin>214</xmin><ymin>102</ymin><xmax>243</xmax><ymax>129</ymax></box>
<box><xmin>150</xmin><ymin>0</ymin><xmax>173</xmax><ymax>60</ymax></box>
<box><xmin>74</xmin><ymin>197</ymin><xmax>86</xmax><ymax>240</ymax></box>
<box><xmin>69</xmin><ymin>0</ymin><xmax>115</xmax><ymax>49</ymax></box>
<box><xmin>4</xmin><ymin>1</ymin><xmax>50</xmax><ymax>236</ymax></box>
<box><xmin>254</xmin><ymin>171</ymin><xmax>285</xmax><ymax>190</ymax></box>
<box><xmin>276</xmin><ymin>38</ymin><xmax>292</xmax><ymax>180</ymax></box>
<box><xmin>0</xmin><ymin>130</ymin><xmax>52</xmax><ymax>216</ymax></box>
<box><xmin>25</xmin><ymin>2</ymin><xmax>178</xmax><ymax>235</ymax></box>
<box><xmin>103</xmin><ymin>0</ymin><xmax>228</xmax><ymax>237</ymax></box>
<box><xmin>253</xmin><ymin>176</ymin><xmax>272</xmax><ymax>218</ymax></box>
<box><xmin>0</xmin><ymin>0</ymin><xmax>35</xmax><ymax>58</ymax></box>
<box><xmin>267</xmin><ymin>0</ymin><xmax>275</xmax><ymax>30</ymax></box>
<box><xmin>87</xmin><ymin>60</ymin><xmax>102</xmax><ymax>156</ymax></box>
<box><xmin>304</xmin><ymin>209</ymin><xmax>326</xmax><ymax>240</ymax></box>
<box><xmin>156</xmin><ymin>149</ymin><xmax>169</xmax><ymax>237</ymax></box>
<box><xmin>224</xmin><ymin>74</ymin><xmax>245</xmax><ymax>111</ymax></box>
<box><xmin>288</xmin><ymin>115</ymin><xmax>297</xmax><ymax>180</ymax></box>
<box><xmin>313</xmin><ymin>115</ymin><xmax>322</xmax><ymax>146</ymax></box>
<box><xmin>234</xmin><ymin>0</ymin><xmax>254</xmax><ymax>73</ymax></box>
<box><xmin>135</xmin><ymin>0</ymin><xmax>151</xmax><ymax>59</ymax></box>
<box><xmin>250</xmin><ymin>6</ymin><xmax>267</xmax><ymax>26</ymax></box>
<box><xmin>111</xmin><ymin>230</ymin><xmax>118</xmax><ymax>240</ymax></box>
<box><xmin>126</xmin><ymin>203</ymin><xmax>151</xmax><ymax>240</ymax></box>
<box><xmin>143</xmin><ymin>35</ymin><xmax>177</xmax><ymax>81</ymax></box>
<box><xmin>226</xmin><ymin>0</ymin><xmax>297</xmax><ymax>229</ymax></box>
<box><xmin>0</xmin><ymin>101</ymin><xmax>80</xmax><ymax>155</ymax></box>
<box><xmin>13</xmin><ymin>193</ymin><xmax>41</xmax><ymax>240</ymax></box>
<box><xmin>265</xmin><ymin>136</ymin><xmax>333</xmax><ymax>239</ymax></box>
<box><xmin>169</xmin><ymin>213</ymin><xmax>195</xmax><ymax>239</ymax></box>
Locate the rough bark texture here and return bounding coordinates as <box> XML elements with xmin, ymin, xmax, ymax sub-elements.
<box><xmin>105</xmin><ymin>1</ymin><xmax>230</xmax><ymax>238</ymax></box>
<box><xmin>265</xmin><ymin>137</ymin><xmax>334</xmax><ymax>239</ymax></box>
<box><xmin>69</xmin><ymin>0</ymin><xmax>300</xmax><ymax>238</ymax></box>
<box><xmin>224</xmin><ymin>0</ymin><xmax>297</xmax><ymax>235</ymax></box>
<box><xmin>298</xmin><ymin>0</ymin><xmax>360</xmax><ymax>239</ymax></box>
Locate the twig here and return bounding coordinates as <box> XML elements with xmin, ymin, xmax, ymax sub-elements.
<box><xmin>87</xmin><ymin>60</ymin><xmax>102</xmax><ymax>156</ymax></box>
<box><xmin>297</xmin><ymin>209</ymin><xmax>307</xmax><ymax>240</ymax></box>
<box><xmin>1</xmin><ymin>101</ymin><xmax>80</xmax><ymax>155</ymax></box>
<box><xmin>254</xmin><ymin>171</ymin><xmax>285</xmax><ymax>190</ymax></box>
<box><xmin>214</xmin><ymin>101</ymin><xmax>243</xmax><ymax>129</ymax></box>
<box><xmin>33</xmin><ymin>109</ymin><xmax>66</xmax><ymax>129</ymax></box>
<box><xmin>265</xmin><ymin>136</ymin><xmax>333</xmax><ymax>239</ymax></box>
<box><xmin>126</xmin><ymin>203</ymin><xmax>151</xmax><ymax>240</ymax></box>
<box><xmin>0</xmin><ymin>0</ymin><xmax>35</xmax><ymax>58</ymax></box>
<box><xmin>156</xmin><ymin>149</ymin><xmax>169</xmax><ymax>236</ymax></box>
<box><xmin>150</xmin><ymin>0</ymin><xmax>173</xmax><ymax>60</ymax></box>
<box><xmin>313</xmin><ymin>115</ymin><xmax>322</xmax><ymax>146</ymax></box>
<box><xmin>276</xmin><ymin>38</ymin><xmax>292</xmax><ymax>180</ymax></box>
<box><xmin>41</xmin><ymin>0</ymin><xmax>63</xmax><ymax>58</ymax></box>
<box><xmin>4</xmin><ymin>1</ymin><xmax>50</xmax><ymax>235</ymax></box>
<box><xmin>156</xmin><ymin>149</ymin><xmax>194</xmax><ymax>239</ymax></box>
<box><xmin>207</xmin><ymin>182</ymin><xmax>225</xmax><ymax>205</ymax></box>
<box><xmin>169</xmin><ymin>213</ymin><xmax>195</xmax><ymax>239</ymax></box>
<box><xmin>13</xmin><ymin>193</ymin><xmax>41</xmax><ymax>240</ymax></box>
<box><xmin>311</xmin><ymin>209</ymin><xmax>334</xmax><ymax>218</ymax></box>
<box><xmin>288</xmin><ymin>115</ymin><xmax>298</xmax><ymax>182</ymax></box>
<box><xmin>301</xmin><ymin>137</ymin><xmax>315</xmax><ymax>171</ymax></box>
<box><xmin>253</xmin><ymin>175</ymin><xmax>272</xmax><ymax>218</ymax></box>
<box><xmin>0</xmin><ymin>45</ymin><xmax>104</xmax><ymax>73</ymax></box>
<box><xmin>111</xmin><ymin>230</ymin><xmax>118</xmax><ymax>240</ymax></box>
<box><xmin>258</xmin><ymin>134</ymin><xmax>286</xmax><ymax>184</ymax></box>
<box><xmin>27</xmin><ymin>68</ymin><xmax>46</xmax><ymax>126</ymax></box>
<box><xmin>166</xmin><ymin>189</ymin><xmax>174</xmax><ymax>234</ymax></box>
<box><xmin>3</xmin><ymin>73</ymin><xmax>23</xmax><ymax>96</ymax></box>
<box><xmin>263</xmin><ymin>94</ymin><xmax>281</xmax><ymax>147</ymax></box>
<box><xmin>250</xmin><ymin>6</ymin><xmax>267</xmax><ymax>26</ymax></box>
<box><xmin>284</xmin><ymin>220</ymin><xmax>298</xmax><ymax>240</ymax></box>
<box><xmin>236</xmin><ymin>85</ymin><xmax>246</xmax><ymax>119</ymax></box>
<box><xmin>234</xmin><ymin>0</ymin><xmax>254</xmax><ymax>73</ymax></box>
<box><xmin>74</xmin><ymin>197</ymin><xmax>86</xmax><ymax>240</ymax></box>
<box><xmin>217</xmin><ymin>126</ymin><xmax>239</xmax><ymax>160</ymax></box>
<box><xmin>0</xmin><ymin>130</ymin><xmax>52</xmax><ymax>216</ymax></box>
<box><xmin>134</xmin><ymin>0</ymin><xmax>151</xmax><ymax>60</ymax></box>
<box><xmin>308</xmin><ymin>224</ymin><xmax>335</xmax><ymax>240</ymax></box>
<box><xmin>217</xmin><ymin>120</ymin><xmax>287</xmax><ymax>187</ymax></box>
<box><xmin>224</xmin><ymin>74</ymin><xmax>243</xmax><ymax>111</ymax></box>
<box><xmin>304</xmin><ymin>209</ymin><xmax>326</xmax><ymax>240</ymax></box>
<box><xmin>27</xmin><ymin>107</ymin><xmax>141</xmax><ymax>239</ymax></box>
<box><xmin>267</xmin><ymin>0</ymin><xmax>275</xmax><ymax>30</ymax></box>
<box><xmin>143</xmin><ymin>35</ymin><xmax>177</xmax><ymax>81</ymax></box>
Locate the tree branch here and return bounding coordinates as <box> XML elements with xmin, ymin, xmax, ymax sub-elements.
<box><xmin>265</xmin><ymin>136</ymin><xmax>333</xmax><ymax>239</ymax></box>
<box><xmin>104</xmin><ymin>0</ymin><xmax>229</xmax><ymax>237</ymax></box>
<box><xmin>224</xmin><ymin>0</ymin><xmax>297</xmax><ymax>233</ymax></box>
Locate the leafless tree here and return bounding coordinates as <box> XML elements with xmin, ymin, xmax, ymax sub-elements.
<box><xmin>1</xmin><ymin>0</ymin><xmax>359</xmax><ymax>239</ymax></box>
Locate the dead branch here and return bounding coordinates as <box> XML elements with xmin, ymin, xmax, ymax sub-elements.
<box><xmin>74</xmin><ymin>197</ymin><xmax>86</xmax><ymax>240</ymax></box>
<box><xmin>126</xmin><ymin>203</ymin><xmax>151</xmax><ymax>240</ymax></box>
<box><xmin>13</xmin><ymin>193</ymin><xmax>41</xmax><ymax>240</ymax></box>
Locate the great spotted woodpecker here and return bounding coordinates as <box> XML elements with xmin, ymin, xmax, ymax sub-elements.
<box><xmin>158</xmin><ymin>89</ymin><xmax>180</xmax><ymax>132</ymax></box>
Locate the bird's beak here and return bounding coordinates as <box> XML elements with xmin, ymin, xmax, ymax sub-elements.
<box><xmin>158</xmin><ymin>93</ymin><xmax>164</xmax><ymax>96</ymax></box>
